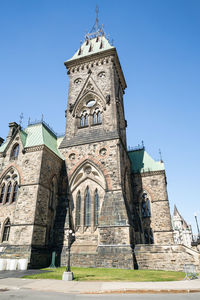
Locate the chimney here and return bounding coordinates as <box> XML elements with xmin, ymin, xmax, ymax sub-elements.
<box><xmin>7</xmin><ymin>122</ymin><xmax>19</xmax><ymax>141</ymax></box>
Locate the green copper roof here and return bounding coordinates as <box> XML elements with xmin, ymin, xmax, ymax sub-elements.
<box><xmin>20</xmin><ymin>130</ymin><xmax>27</xmax><ymax>147</ymax></box>
<box><xmin>128</xmin><ymin>149</ymin><xmax>165</xmax><ymax>173</ymax></box>
<box><xmin>0</xmin><ymin>140</ymin><xmax>9</xmax><ymax>152</ymax></box>
<box><xmin>67</xmin><ymin>36</ymin><xmax>114</xmax><ymax>62</ymax></box>
<box><xmin>24</xmin><ymin>123</ymin><xmax>63</xmax><ymax>159</ymax></box>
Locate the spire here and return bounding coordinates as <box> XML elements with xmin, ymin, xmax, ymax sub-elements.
<box><xmin>85</xmin><ymin>6</ymin><xmax>105</xmax><ymax>40</ymax></box>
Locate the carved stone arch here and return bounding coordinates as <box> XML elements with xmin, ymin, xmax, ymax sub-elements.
<box><xmin>69</xmin><ymin>159</ymin><xmax>107</xmax><ymax>193</ymax></box>
<box><xmin>0</xmin><ymin>166</ymin><xmax>21</xmax><ymax>185</ymax></box>
<box><xmin>74</xmin><ymin>91</ymin><xmax>106</xmax><ymax>117</ymax></box>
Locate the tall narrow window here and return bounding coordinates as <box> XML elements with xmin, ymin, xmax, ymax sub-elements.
<box><xmin>144</xmin><ymin>229</ymin><xmax>149</xmax><ymax>244</ymax></box>
<box><xmin>84</xmin><ymin>187</ymin><xmax>91</xmax><ymax>226</ymax></box>
<box><xmin>141</xmin><ymin>200</ymin><xmax>146</xmax><ymax>217</ymax></box>
<box><xmin>5</xmin><ymin>183</ymin><xmax>12</xmax><ymax>203</ymax></box>
<box><xmin>2</xmin><ymin>219</ymin><xmax>11</xmax><ymax>242</ymax></box>
<box><xmin>10</xmin><ymin>144</ymin><xmax>19</xmax><ymax>160</ymax></box>
<box><xmin>94</xmin><ymin>189</ymin><xmax>99</xmax><ymax>226</ymax></box>
<box><xmin>150</xmin><ymin>228</ymin><xmax>154</xmax><ymax>244</ymax></box>
<box><xmin>0</xmin><ymin>184</ymin><xmax>5</xmax><ymax>203</ymax></box>
<box><xmin>93</xmin><ymin>112</ymin><xmax>97</xmax><ymax>125</ymax></box>
<box><xmin>80</xmin><ymin>115</ymin><xmax>84</xmax><ymax>127</ymax></box>
<box><xmin>75</xmin><ymin>191</ymin><xmax>81</xmax><ymax>226</ymax></box>
<box><xmin>49</xmin><ymin>181</ymin><xmax>54</xmax><ymax>208</ymax></box>
<box><xmin>85</xmin><ymin>114</ymin><xmax>88</xmax><ymax>126</ymax></box>
<box><xmin>146</xmin><ymin>199</ymin><xmax>151</xmax><ymax>217</ymax></box>
<box><xmin>12</xmin><ymin>182</ymin><xmax>18</xmax><ymax>202</ymax></box>
<box><xmin>97</xmin><ymin>111</ymin><xmax>101</xmax><ymax>124</ymax></box>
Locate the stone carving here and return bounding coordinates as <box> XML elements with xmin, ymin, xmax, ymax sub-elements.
<box><xmin>69</xmin><ymin>103</ymin><xmax>74</xmax><ymax>113</ymax></box>
<box><xmin>69</xmin><ymin>153</ymin><xmax>75</xmax><ymax>160</ymax></box>
<box><xmin>99</xmin><ymin>148</ymin><xmax>107</xmax><ymax>156</ymax></box>
<box><xmin>106</xmin><ymin>95</ymin><xmax>110</xmax><ymax>105</ymax></box>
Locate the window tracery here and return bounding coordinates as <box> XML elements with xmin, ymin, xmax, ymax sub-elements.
<box><xmin>0</xmin><ymin>168</ymin><xmax>19</xmax><ymax>205</ymax></box>
<box><xmin>75</xmin><ymin>191</ymin><xmax>81</xmax><ymax>227</ymax></box>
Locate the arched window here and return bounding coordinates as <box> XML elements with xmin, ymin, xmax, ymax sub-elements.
<box><xmin>144</xmin><ymin>229</ymin><xmax>149</xmax><ymax>244</ymax></box>
<box><xmin>10</xmin><ymin>144</ymin><xmax>19</xmax><ymax>160</ymax></box>
<box><xmin>80</xmin><ymin>113</ymin><xmax>89</xmax><ymax>127</ymax></box>
<box><xmin>2</xmin><ymin>219</ymin><xmax>11</xmax><ymax>242</ymax></box>
<box><xmin>80</xmin><ymin>115</ymin><xmax>85</xmax><ymax>127</ymax></box>
<box><xmin>141</xmin><ymin>192</ymin><xmax>151</xmax><ymax>218</ymax></box>
<box><xmin>49</xmin><ymin>181</ymin><xmax>54</xmax><ymax>208</ymax></box>
<box><xmin>146</xmin><ymin>199</ymin><xmax>151</xmax><ymax>217</ymax></box>
<box><xmin>12</xmin><ymin>182</ymin><xmax>18</xmax><ymax>202</ymax></box>
<box><xmin>85</xmin><ymin>114</ymin><xmax>88</xmax><ymax>126</ymax></box>
<box><xmin>94</xmin><ymin>189</ymin><xmax>99</xmax><ymax>226</ymax></box>
<box><xmin>84</xmin><ymin>187</ymin><xmax>91</xmax><ymax>226</ymax></box>
<box><xmin>75</xmin><ymin>191</ymin><xmax>81</xmax><ymax>226</ymax></box>
<box><xmin>141</xmin><ymin>199</ymin><xmax>146</xmax><ymax>217</ymax></box>
<box><xmin>0</xmin><ymin>184</ymin><xmax>5</xmax><ymax>203</ymax></box>
<box><xmin>5</xmin><ymin>183</ymin><xmax>12</xmax><ymax>203</ymax></box>
<box><xmin>97</xmin><ymin>111</ymin><xmax>101</xmax><ymax>124</ymax></box>
<box><xmin>49</xmin><ymin>178</ymin><xmax>57</xmax><ymax>209</ymax></box>
<box><xmin>93</xmin><ymin>112</ymin><xmax>97</xmax><ymax>125</ymax></box>
<box><xmin>150</xmin><ymin>228</ymin><xmax>154</xmax><ymax>244</ymax></box>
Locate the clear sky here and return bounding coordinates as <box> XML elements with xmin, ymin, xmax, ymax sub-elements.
<box><xmin>0</xmin><ymin>0</ymin><xmax>200</xmax><ymax>234</ymax></box>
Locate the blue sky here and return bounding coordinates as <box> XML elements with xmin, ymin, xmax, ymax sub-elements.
<box><xmin>0</xmin><ymin>0</ymin><xmax>200</xmax><ymax>234</ymax></box>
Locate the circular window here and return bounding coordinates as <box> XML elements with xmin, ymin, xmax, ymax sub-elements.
<box><xmin>86</xmin><ymin>100</ymin><xmax>96</xmax><ymax>107</ymax></box>
<box><xmin>74</xmin><ymin>78</ymin><xmax>82</xmax><ymax>85</ymax></box>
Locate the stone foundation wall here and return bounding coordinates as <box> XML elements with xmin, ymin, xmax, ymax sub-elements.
<box><xmin>134</xmin><ymin>244</ymin><xmax>200</xmax><ymax>272</ymax></box>
<box><xmin>61</xmin><ymin>245</ymin><xmax>135</xmax><ymax>269</ymax></box>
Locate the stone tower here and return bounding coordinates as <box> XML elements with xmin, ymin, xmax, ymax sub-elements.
<box><xmin>59</xmin><ymin>29</ymin><xmax>135</xmax><ymax>267</ymax></box>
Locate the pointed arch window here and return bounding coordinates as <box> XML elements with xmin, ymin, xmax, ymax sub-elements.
<box><xmin>10</xmin><ymin>144</ymin><xmax>19</xmax><ymax>160</ymax></box>
<box><xmin>93</xmin><ymin>112</ymin><xmax>97</xmax><ymax>125</ymax></box>
<box><xmin>12</xmin><ymin>182</ymin><xmax>18</xmax><ymax>202</ymax></box>
<box><xmin>144</xmin><ymin>229</ymin><xmax>149</xmax><ymax>244</ymax></box>
<box><xmin>5</xmin><ymin>183</ymin><xmax>12</xmax><ymax>203</ymax></box>
<box><xmin>80</xmin><ymin>112</ymin><xmax>89</xmax><ymax>127</ymax></box>
<box><xmin>85</xmin><ymin>114</ymin><xmax>88</xmax><ymax>126</ymax></box>
<box><xmin>0</xmin><ymin>184</ymin><xmax>5</xmax><ymax>203</ymax></box>
<box><xmin>2</xmin><ymin>219</ymin><xmax>11</xmax><ymax>242</ymax></box>
<box><xmin>94</xmin><ymin>189</ymin><xmax>99</xmax><ymax>226</ymax></box>
<box><xmin>97</xmin><ymin>111</ymin><xmax>101</xmax><ymax>124</ymax></box>
<box><xmin>75</xmin><ymin>191</ymin><xmax>81</xmax><ymax>227</ymax></box>
<box><xmin>141</xmin><ymin>192</ymin><xmax>151</xmax><ymax>218</ymax></box>
<box><xmin>84</xmin><ymin>187</ymin><xmax>91</xmax><ymax>226</ymax></box>
<box><xmin>150</xmin><ymin>228</ymin><xmax>154</xmax><ymax>244</ymax></box>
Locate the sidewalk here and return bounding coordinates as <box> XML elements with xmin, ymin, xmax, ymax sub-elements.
<box><xmin>0</xmin><ymin>277</ymin><xmax>200</xmax><ymax>294</ymax></box>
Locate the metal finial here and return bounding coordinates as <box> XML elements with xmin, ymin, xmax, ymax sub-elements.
<box><xmin>41</xmin><ymin>114</ymin><xmax>44</xmax><ymax>122</ymax></box>
<box><xmin>28</xmin><ymin>117</ymin><xmax>30</xmax><ymax>125</ymax></box>
<box><xmin>159</xmin><ymin>149</ymin><xmax>163</xmax><ymax>162</ymax></box>
<box><xmin>96</xmin><ymin>5</ymin><xmax>99</xmax><ymax>33</ymax></box>
<box><xmin>19</xmin><ymin>113</ymin><xmax>24</xmax><ymax>126</ymax></box>
<box><xmin>141</xmin><ymin>140</ymin><xmax>145</xmax><ymax>149</ymax></box>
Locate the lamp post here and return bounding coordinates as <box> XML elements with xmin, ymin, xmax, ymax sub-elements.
<box><xmin>194</xmin><ymin>213</ymin><xmax>200</xmax><ymax>241</ymax></box>
<box><xmin>62</xmin><ymin>229</ymin><xmax>75</xmax><ymax>281</ymax></box>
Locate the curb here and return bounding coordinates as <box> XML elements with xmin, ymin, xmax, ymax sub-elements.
<box><xmin>83</xmin><ymin>289</ymin><xmax>200</xmax><ymax>294</ymax></box>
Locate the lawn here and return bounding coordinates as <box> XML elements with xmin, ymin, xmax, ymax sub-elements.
<box><xmin>23</xmin><ymin>267</ymin><xmax>185</xmax><ymax>281</ymax></box>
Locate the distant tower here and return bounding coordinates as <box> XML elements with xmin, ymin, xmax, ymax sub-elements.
<box><xmin>59</xmin><ymin>16</ymin><xmax>134</xmax><ymax>268</ymax></box>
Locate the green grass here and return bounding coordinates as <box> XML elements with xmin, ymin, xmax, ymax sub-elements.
<box><xmin>23</xmin><ymin>267</ymin><xmax>185</xmax><ymax>281</ymax></box>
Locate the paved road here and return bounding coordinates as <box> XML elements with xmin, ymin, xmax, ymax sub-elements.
<box><xmin>0</xmin><ymin>269</ymin><xmax>49</xmax><ymax>279</ymax></box>
<box><xmin>0</xmin><ymin>289</ymin><xmax>200</xmax><ymax>300</ymax></box>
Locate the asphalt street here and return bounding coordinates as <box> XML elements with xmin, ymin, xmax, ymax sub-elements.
<box><xmin>0</xmin><ymin>289</ymin><xmax>200</xmax><ymax>300</ymax></box>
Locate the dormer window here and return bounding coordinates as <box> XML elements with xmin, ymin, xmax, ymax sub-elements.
<box><xmin>10</xmin><ymin>144</ymin><xmax>19</xmax><ymax>161</ymax></box>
